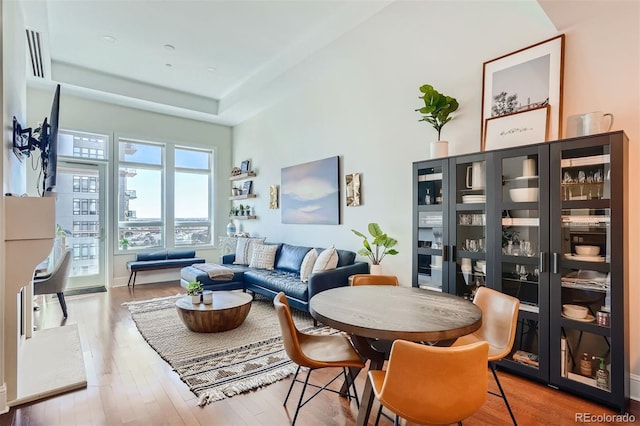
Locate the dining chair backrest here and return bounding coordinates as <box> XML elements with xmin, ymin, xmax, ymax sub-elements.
<box><xmin>33</xmin><ymin>249</ymin><xmax>72</xmax><ymax>295</ymax></box>
<box><xmin>351</xmin><ymin>274</ymin><xmax>399</xmax><ymax>286</ymax></box>
<box><xmin>472</xmin><ymin>286</ymin><xmax>520</xmax><ymax>361</ymax></box>
<box><xmin>274</xmin><ymin>292</ymin><xmax>310</xmax><ymax>367</ymax></box>
<box><xmin>373</xmin><ymin>339</ymin><xmax>488</xmax><ymax>424</ymax></box>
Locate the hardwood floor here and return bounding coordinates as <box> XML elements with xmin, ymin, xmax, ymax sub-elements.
<box><xmin>1</xmin><ymin>282</ymin><xmax>638</xmax><ymax>425</ymax></box>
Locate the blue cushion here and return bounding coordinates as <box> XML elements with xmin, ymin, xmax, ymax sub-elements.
<box><xmin>167</xmin><ymin>249</ymin><xmax>196</xmax><ymax>259</ymax></box>
<box><xmin>336</xmin><ymin>250</ymin><xmax>356</xmax><ymax>267</ymax></box>
<box><xmin>136</xmin><ymin>251</ymin><xmax>167</xmax><ymax>262</ymax></box>
<box><xmin>275</xmin><ymin>244</ymin><xmax>312</xmax><ymax>273</ymax></box>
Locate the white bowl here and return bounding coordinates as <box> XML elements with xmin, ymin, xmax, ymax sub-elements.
<box><xmin>509</xmin><ymin>188</ymin><xmax>539</xmax><ymax>203</ymax></box>
<box><xmin>575</xmin><ymin>245</ymin><xmax>600</xmax><ymax>256</ymax></box>
<box><xmin>562</xmin><ymin>304</ymin><xmax>588</xmax><ymax>319</ymax></box>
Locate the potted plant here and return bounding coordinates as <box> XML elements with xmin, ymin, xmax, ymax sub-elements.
<box><xmin>56</xmin><ymin>224</ymin><xmax>71</xmax><ymax>250</ymax></box>
<box><xmin>119</xmin><ymin>237</ymin><xmax>129</xmax><ymax>250</ymax></box>
<box><xmin>239</xmin><ymin>204</ymin><xmax>245</xmax><ymax>216</ymax></box>
<box><xmin>186</xmin><ymin>280</ymin><xmax>203</xmax><ymax>304</ymax></box>
<box><xmin>351</xmin><ymin>223</ymin><xmax>399</xmax><ymax>274</ymax></box>
<box><xmin>416</xmin><ymin>84</ymin><xmax>459</xmax><ymax>158</ymax></box>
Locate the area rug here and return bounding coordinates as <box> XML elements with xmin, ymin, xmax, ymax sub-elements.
<box><xmin>124</xmin><ymin>293</ymin><xmax>331</xmax><ymax>406</ymax></box>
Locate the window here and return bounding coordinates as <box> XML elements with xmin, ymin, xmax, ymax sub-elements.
<box><xmin>117</xmin><ymin>139</ymin><xmax>214</xmax><ymax>250</ymax></box>
<box><xmin>60</xmin><ymin>130</ymin><xmax>107</xmax><ymax>160</ymax></box>
<box><xmin>175</xmin><ymin>148</ymin><xmax>212</xmax><ymax>246</ymax></box>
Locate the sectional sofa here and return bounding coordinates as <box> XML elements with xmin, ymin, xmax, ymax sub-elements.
<box><xmin>180</xmin><ymin>241</ymin><xmax>369</xmax><ymax>312</ymax></box>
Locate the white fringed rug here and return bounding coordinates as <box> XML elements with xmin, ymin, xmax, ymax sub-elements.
<box><xmin>124</xmin><ymin>293</ymin><xmax>333</xmax><ymax>406</ymax></box>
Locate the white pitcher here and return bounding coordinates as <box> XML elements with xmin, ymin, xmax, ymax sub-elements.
<box><xmin>580</xmin><ymin>111</ymin><xmax>614</xmax><ymax>136</ymax></box>
<box><xmin>466</xmin><ymin>162</ymin><xmax>485</xmax><ymax>190</ymax></box>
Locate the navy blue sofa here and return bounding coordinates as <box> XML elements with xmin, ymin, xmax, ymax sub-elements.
<box><xmin>180</xmin><ymin>243</ymin><xmax>369</xmax><ymax>312</ymax></box>
<box><xmin>127</xmin><ymin>249</ymin><xmax>205</xmax><ymax>287</ymax></box>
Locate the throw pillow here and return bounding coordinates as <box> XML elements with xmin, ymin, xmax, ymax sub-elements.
<box><xmin>299</xmin><ymin>248</ymin><xmax>318</xmax><ymax>283</ymax></box>
<box><xmin>249</xmin><ymin>244</ymin><xmax>278</xmax><ymax>270</ymax></box>
<box><xmin>233</xmin><ymin>237</ymin><xmax>265</xmax><ymax>265</ymax></box>
<box><xmin>312</xmin><ymin>246</ymin><xmax>338</xmax><ymax>273</ymax></box>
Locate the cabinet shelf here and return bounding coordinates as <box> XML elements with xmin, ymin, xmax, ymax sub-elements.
<box><xmin>229</xmin><ymin>172</ymin><xmax>256</xmax><ymax>181</ymax></box>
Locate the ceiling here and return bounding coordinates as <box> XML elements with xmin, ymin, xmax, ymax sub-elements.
<box><xmin>21</xmin><ymin>0</ymin><xmax>394</xmax><ymax>126</ymax></box>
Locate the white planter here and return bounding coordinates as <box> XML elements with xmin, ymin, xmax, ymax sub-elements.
<box><xmin>370</xmin><ymin>264</ymin><xmax>383</xmax><ymax>275</ymax></box>
<box><xmin>202</xmin><ymin>290</ymin><xmax>213</xmax><ymax>304</ymax></box>
<box><xmin>430</xmin><ymin>140</ymin><xmax>449</xmax><ymax>158</ymax></box>
<box><xmin>190</xmin><ymin>294</ymin><xmax>201</xmax><ymax>304</ymax></box>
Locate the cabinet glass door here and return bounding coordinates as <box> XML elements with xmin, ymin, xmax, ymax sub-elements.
<box><xmin>452</xmin><ymin>156</ymin><xmax>488</xmax><ymax>300</ymax></box>
<box><xmin>551</xmin><ymin>140</ymin><xmax>615</xmax><ymax>395</ymax></box>
<box><xmin>414</xmin><ymin>161</ymin><xmax>447</xmax><ymax>291</ymax></box>
<box><xmin>494</xmin><ymin>146</ymin><xmax>550</xmax><ymax>380</ymax></box>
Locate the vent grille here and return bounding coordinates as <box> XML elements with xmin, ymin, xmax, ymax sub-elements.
<box><xmin>26</xmin><ymin>29</ymin><xmax>44</xmax><ymax>78</ymax></box>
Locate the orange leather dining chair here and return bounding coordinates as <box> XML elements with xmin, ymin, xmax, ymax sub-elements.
<box><xmin>273</xmin><ymin>292</ymin><xmax>365</xmax><ymax>425</ymax></box>
<box><xmin>368</xmin><ymin>339</ymin><xmax>489</xmax><ymax>425</ymax></box>
<box><xmin>350</xmin><ymin>274</ymin><xmax>399</xmax><ymax>286</ymax></box>
<box><xmin>452</xmin><ymin>286</ymin><xmax>520</xmax><ymax>425</ymax></box>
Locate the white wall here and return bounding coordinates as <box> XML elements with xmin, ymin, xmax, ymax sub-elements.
<box><xmin>233</xmin><ymin>0</ymin><xmax>640</xmax><ymax>382</ymax></box>
<box><xmin>0</xmin><ymin>0</ymin><xmax>29</xmax><ymax>412</ymax></box>
<box><xmin>26</xmin><ymin>88</ymin><xmax>233</xmax><ymax>285</ymax></box>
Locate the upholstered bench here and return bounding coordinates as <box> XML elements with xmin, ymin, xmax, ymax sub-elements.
<box><xmin>127</xmin><ymin>249</ymin><xmax>205</xmax><ymax>288</ymax></box>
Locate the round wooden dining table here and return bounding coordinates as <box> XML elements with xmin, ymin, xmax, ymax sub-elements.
<box><xmin>309</xmin><ymin>285</ymin><xmax>482</xmax><ymax>426</ymax></box>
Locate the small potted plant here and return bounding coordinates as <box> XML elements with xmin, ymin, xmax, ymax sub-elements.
<box><xmin>186</xmin><ymin>280</ymin><xmax>203</xmax><ymax>304</ymax></box>
<box><xmin>351</xmin><ymin>223</ymin><xmax>399</xmax><ymax>274</ymax></box>
<box><xmin>239</xmin><ymin>204</ymin><xmax>245</xmax><ymax>216</ymax></box>
<box><xmin>56</xmin><ymin>224</ymin><xmax>71</xmax><ymax>250</ymax></box>
<box><xmin>119</xmin><ymin>237</ymin><xmax>129</xmax><ymax>250</ymax></box>
<box><xmin>416</xmin><ymin>84</ymin><xmax>459</xmax><ymax>157</ymax></box>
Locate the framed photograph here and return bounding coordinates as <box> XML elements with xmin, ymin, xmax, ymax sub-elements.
<box><xmin>281</xmin><ymin>156</ymin><xmax>339</xmax><ymax>224</ymax></box>
<box><xmin>241</xmin><ymin>180</ymin><xmax>253</xmax><ymax>195</ymax></box>
<box><xmin>240</xmin><ymin>160</ymin><xmax>250</xmax><ymax>174</ymax></box>
<box><xmin>484</xmin><ymin>105</ymin><xmax>550</xmax><ymax>151</ymax></box>
<box><xmin>481</xmin><ymin>34</ymin><xmax>564</xmax><ymax>151</ymax></box>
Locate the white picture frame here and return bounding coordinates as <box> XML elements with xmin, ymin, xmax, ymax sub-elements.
<box><xmin>484</xmin><ymin>105</ymin><xmax>550</xmax><ymax>151</ymax></box>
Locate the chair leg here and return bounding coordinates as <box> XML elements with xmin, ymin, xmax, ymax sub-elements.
<box><xmin>490</xmin><ymin>363</ymin><xmax>517</xmax><ymax>425</ymax></box>
<box><xmin>291</xmin><ymin>368</ymin><xmax>312</xmax><ymax>426</ymax></box>
<box><xmin>284</xmin><ymin>365</ymin><xmax>301</xmax><ymax>406</ymax></box>
<box><xmin>375</xmin><ymin>404</ymin><xmax>383</xmax><ymax>426</ymax></box>
<box><xmin>127</xmin><ymin>270</ymin><xmax>134</xmax><ymax>287</ymax></box>
<box><xmin>342</xmin><ymin>368</ymin><xmax>360</xmax><ymax>408</ymax></box>
<box><xmin>56</xmin><ymin>292</ymin><xmax>68</xmax><ymax>318</ymax></box>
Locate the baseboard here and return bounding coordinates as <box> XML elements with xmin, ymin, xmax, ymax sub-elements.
<box><xmin>0</xmin><ymin>383</ymin><xmax>8</xmax><ymax>414</ymax></box>
<box><xmin>631</xmin><ymin>373</ymin><xmax>640</xmax><ymax>402</ymax></box>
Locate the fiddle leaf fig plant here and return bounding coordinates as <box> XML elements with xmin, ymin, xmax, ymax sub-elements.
<box><xmin>351</xmin><ymin>222</ymin><xmax>399</xmax><ymax>265</ymax></box>
<box><xmin>416</xmin><ymin>84</ymin><xmax>459</xmax><ymax>140</ymax></box>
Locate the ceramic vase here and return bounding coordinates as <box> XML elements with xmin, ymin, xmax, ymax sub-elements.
<box><xmin>226</xmin><ymin>220</ymin><xmax>236</xmax><ymax>237</ymax></box>
<box><xmin>202</xmin><ymin>290</ymin><xmax>213</xmax><ymax>304</ymax></box>
<box><xmin>370</xmin><ymin>264</ymin><xmax>383</xmax><ymax>275</ymax></box>
<box><xmin>190</xmin><ymin>294</ymin><xmax>201</xmax><ymax>304</ymax></box>
<box><xmin>430</xmin><ymin>140</ymin><xmax>448</xmax><ymax>158</ymax></box>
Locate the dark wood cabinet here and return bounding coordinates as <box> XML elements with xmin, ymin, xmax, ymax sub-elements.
<box><xmin>412</xmin><ymin>131</ymin><xmax>629</xmax><ymax>412</ymax></box>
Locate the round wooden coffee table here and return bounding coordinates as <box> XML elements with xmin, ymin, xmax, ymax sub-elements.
<box><xmin>175</xmin><ymin>291</ymin><xmax>252</xmax><ymax>333</ymax></box>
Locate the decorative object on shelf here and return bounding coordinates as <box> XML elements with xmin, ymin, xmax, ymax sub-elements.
<box><xmin>230</xmin><ymin>166</ymin><xmax>241</xmax><ymax>176</ymax></box>
<box><xmin>566</xmin><ymin>111</ymin><xmax>614</xmax><ymax>138</ymax></box>
<box><xmin>241</xmin><ymin>180</ymin><xmax>253</xmax><ymax>195</ymax></box>
<box><xmin>345</xmin><ymin>173</ymin><xmax>361</xmax><ymax>206</ymax></box>
<box><xmin>202</xmin><ymin>290</ymin><xmax>213</xmax><ymax>305</ymax></box>
<box><xmin>416</xmin><ymin>84</ymin><xmax>459</xmax><ymax>159</ymax></box>
<box><xmin>186</xmin><ymin>280</ymin><xmax>203</xmax><ymax>304</ymax></box>
<box><xmin>238</xmin><ymin>204</ymin><xmax>245</xmax><ymax>216</ymax></box>
<box><xmin>481</xmin><ymin>34</ymin><xmax>565</xmax><ymax>150</ymax></box>
<box><xmin>240</xmin><ymin>160</ymin><xmax>251</xmax><ymax>174</ymax></box>
<box><xmin>226</xmin><ymin>220</ymin><xmax>236</xmax><ymax>237</ymax></box>
<box><xmin>56</xmin><ymin>224</ymin><xmax>71</xmax><ymax>250</ymax></box>
<box><xmin>484</xmin><ymin>105</ymin><xmax>550</xmax><ymax>151</ymax></box>
<box><xmin>119</xmin><ymin>237</ymin><xmax>129</xmax><ymax>250</ymax></box>
<box><xmin>351</xmin><ymin>222</ymin><xmax>398</xmax><ymax>274</ymax></box>
<box><xmin>281</xmin><ymin>156</ymin><xmax>339</xmax><ymax>225</ymax></box>
<box><xmin>269</xmin><ymin>185</ymin><xmax>279</xmax><ymax>209</ymax></box>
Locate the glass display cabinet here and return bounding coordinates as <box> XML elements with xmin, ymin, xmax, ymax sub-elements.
<box><xmin>412</xmin><ymin>131</ymin><xmax>628</xmax><ymax>412</ymax></box>
<box><xmin>491</xmin><ymin>144</ymin><xmax>550</xmax><ymax>382</ymax></box>
<box><xmin>413</xmin><ymin>159</ymin><xmax>449</xmax><ymax>292</ymax></box>
<box><xmin>549</xmin><ymin>133</ymin><xmax>628</xmax><ymax>412</ymax></box>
